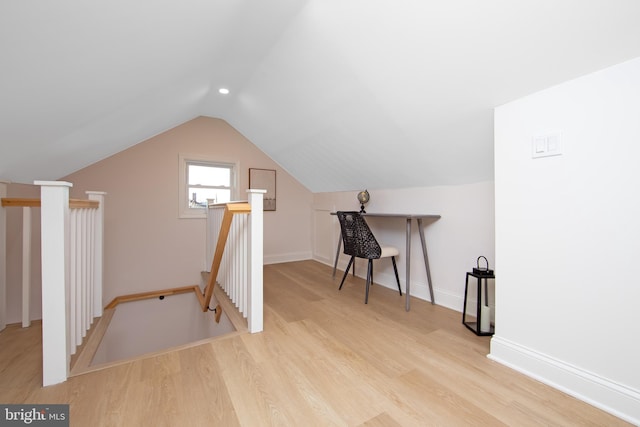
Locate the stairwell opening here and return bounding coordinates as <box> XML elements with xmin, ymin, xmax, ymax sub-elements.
<box><xmin>72</xmin><ymin>291</ymin><xmax>237</xmax><ymax>373</ymax></box>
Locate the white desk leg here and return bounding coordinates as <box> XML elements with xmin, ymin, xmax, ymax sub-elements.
<box><xmin>405</xmin><ymin>218</ymin><xmax>412</xmax><ymax>311</ymax></box>
<box><xmin>417</xmin><ymin>218</ymin><xmax>435</xmax><ymax>304</ymax></box>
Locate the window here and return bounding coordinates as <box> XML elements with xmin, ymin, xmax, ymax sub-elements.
<box><xmin>179</xmin><ymin>154</ymin><xmax>237</xmax><ymax>218</ymax></box>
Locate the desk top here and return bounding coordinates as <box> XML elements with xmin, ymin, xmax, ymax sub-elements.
<box><xmin>363</xmin><ymin>213</ymin><xmax>441</xmax><ymax>220</ymax></box>
<box><xmin>331</xmin><ymin>212</ymin><xmax>441</xmax><ymax>220</ymax></box>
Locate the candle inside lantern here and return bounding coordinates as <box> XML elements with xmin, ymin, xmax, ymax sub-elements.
<box><xmin>480</xmin><ymin>305</ymin><xmax>491</xmax><ymax>333</ymax></box>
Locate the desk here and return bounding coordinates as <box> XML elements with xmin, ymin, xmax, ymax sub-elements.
<box><xmin>332</xmin><ymin>213</ymin><xmax>441</xmax><ymax>311</ymax></box>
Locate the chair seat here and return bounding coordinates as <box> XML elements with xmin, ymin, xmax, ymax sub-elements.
<box><xmin>380</xmin><ymin>245</ymin><xmax>400</xmax><ymax>258</ymax></box>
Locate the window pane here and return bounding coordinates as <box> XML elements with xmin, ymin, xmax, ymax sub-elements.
<box><xmin>188</xmin><ymin>188</ymin><xmax>231</xmax><ymax>207</ymax></box>
<box><xmin>188</xmin><ymin>164</ymin><xmax>230</xmax><ymax>186</ymax></box>
<box><xmin>180</xmin><ymin>156</ymin><xmax>236</xmax><ymax>218</ymax></box>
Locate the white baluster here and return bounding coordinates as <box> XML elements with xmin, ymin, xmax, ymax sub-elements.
<box><xmin>76</xmin><ymin>209</ymin><xmax>83</xmax><ymax>347</ymax></box>
<box><xmin>87</xmin><ymin>208</ymin><xmax>94</xmax><ymax>323</ymax></box>
<box><xmin>22</xmin><ymin>207</ymin><xmax>31</xmax><ymax>328</ymax></box>
<box><xmin>227</xmin><ymin>216</ymin><xmax>233</xmax><ymax>300</ymax></box>
<box><xmin>87</xmin><ymin>191</ymin><xmax>105</xmax><ymax>317</ymax></box>
<box><xmin>75</xmin><ymin>209</ymin><xmax>82</xmax><ymax>349</ymax></box>
<box><xmin>69</xmin><ymin>208</ymin><xmax>77</xmax><ymax>354</ymax></box>
<box><xmin>240</xmin><ymin>214</ymin><xmax>248</xmax><ymax>316</ymax></box>
<box><xmin>81</xmin><ymin>208</ymin><xmax>88</xmax><ymax>338</ymax></box>
<box><xmin>227</xmin><ymin>215</ymin><xmax>233</xmax><ymax>300</ymax></box>
<box><xmin>205</xmin><ymin>200</ymin><xmax>213</xmax><ymax>272</ymax></box>
<box><xmin>231</xmin><ymin>216</ymin><xmax>239</xmax><ymax>306</ymax></box>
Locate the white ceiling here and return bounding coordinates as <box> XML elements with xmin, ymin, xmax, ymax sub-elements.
<box><xmin>2</xmin><ymin>0</ymin><xmax>640</xmax><ymax>192</ymax></box>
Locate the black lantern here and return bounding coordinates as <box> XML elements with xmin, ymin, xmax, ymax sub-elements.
<box><xmin>462</xmin><ymin>256</ymin><xmax>495</xmax><ymax>336</ymax></box>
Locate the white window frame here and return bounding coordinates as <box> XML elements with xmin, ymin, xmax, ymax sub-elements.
<box><xmin>178</xmin><ymin>154</ymin><xmax>238</xmax><ymax>219</ymax></box>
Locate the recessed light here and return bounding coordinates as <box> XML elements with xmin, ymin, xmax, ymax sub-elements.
<box><xmin>218</xmin><ymin>88</ymin><xmax>230</xmax><ymax>95</ymax></box>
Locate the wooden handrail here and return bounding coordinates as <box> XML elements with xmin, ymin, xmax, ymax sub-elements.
<box><xmin>1</xmin><ymin>197</ymin><xmax>41</xmax><ymax>207</ymax></box>
<box><xmin>69</xmin><ymin>199</ymin><xmax>100</xmax><ymax>209</ymax></box>
<box><xmin>104</xmin><ymin>285</ymin><xmax>222</xmax><ymax>323</ymax></box>
<box><xmin>105</xmin><ymin>285</ymin><xmax>201</xmax><ymax>309</ymax></box>
<box><xmin>1</xmin><ymin>197</ymin><xmax>99</xmax><ymax>209</ymax></box>
<box><xmin>202</xmin><ymin>202</ymin><xmax>251</xmax><ymax>312</ymax></box>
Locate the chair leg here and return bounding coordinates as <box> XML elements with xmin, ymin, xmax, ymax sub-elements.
<box><xmin>365</xmin><ymin>259</ymin><xmax>373</xmax><ymax>304</ymax></box>
<box><xmin>339</xmin><ymin>257</ymin><xmax>355</xmax><ymax>290</ymax></box>
<box><xmin>391</xmin><ymin>256</ymin><xmax>402</xmax><ymax>295</ymax></box>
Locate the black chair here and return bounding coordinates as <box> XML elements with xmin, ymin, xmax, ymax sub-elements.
<box><xmin>336</xmin><ymin>211</ymin><xmax>402</xmax><ymax>303</ymax></box>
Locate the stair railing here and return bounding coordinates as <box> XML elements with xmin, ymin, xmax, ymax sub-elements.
<box><xmin>204</xmin><ymin>189</ymin><xmax>265</xmax><ymax>333</ymax></box>
<box><xmin>1</xmin><ymin>181</ymin><xmax>105</xmax><ymax>386</ymax></box>
<box><xmin>38</xmin><ymin>181</ymin><xmax>106</xmax><ymax>386</ymax></box>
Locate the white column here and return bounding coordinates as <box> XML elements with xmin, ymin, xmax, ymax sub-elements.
<box><xmin>247</xmin><ymin>189</ymin><xmax>265</xmax><ymax>333</ymax></box>
<box><xmin>0</xmin><ymin>181</ymin><xmax>8</xmax><ymax>332</ymax></box>
<box><xmin>22</xmin><ymin>207</ymin><xmax>31</xmax><ymax>327</ymax></box>
<box><xmin>86</xmin><ymin>191</ymin><xmax>105</xmax><ymax>317</ymax></box>
<box><xmin>36</xmin><ymin>180</ymin><xmax>72</xmax><ymax>386</ymax></box>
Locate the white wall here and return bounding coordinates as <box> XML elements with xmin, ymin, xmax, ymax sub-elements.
<box><xmin>313</xmin><ymin>181</ymin><xmax>495</xmax><ymax>312</ymax></box>
<box><xmin>492</xmin><ymin>57</ymin><xmax>640</xmax><ymax>424</ymax></box>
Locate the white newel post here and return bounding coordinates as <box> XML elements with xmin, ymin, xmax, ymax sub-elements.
<box><xmin>36</xmin><ymin>180</ymin><xmax>72</xmax><ymax>386</ymax></box>
<box><xmin>247</xmin><ymin>189</ymin><xmax>265</xmax><ymax>333</ymax></box>
<box><xmin>0</xmin><ymin>181</ymin><xmax>7</xmax><ymax>332</ymax></box>
<box><xmin>87</xmin><ymin>191</ymin><xmax>105</xmax><ymax>317</ymax></box>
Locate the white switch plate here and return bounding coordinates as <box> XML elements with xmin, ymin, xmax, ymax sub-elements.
<box><xmin>532</xmin><ymin>132</ymin><xmax>562</xmax><ymax>159</ymax></box>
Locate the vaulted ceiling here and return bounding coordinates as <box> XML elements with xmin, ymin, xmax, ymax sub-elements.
<box><xmin>2</xmin><ymin>1</ymin><xmax>640</xmax><ymax>192</ymax></box>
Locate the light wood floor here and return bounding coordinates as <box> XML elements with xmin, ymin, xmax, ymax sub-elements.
<box><xmin>0</xmin><ymin>260</ymin><xmax>630</xmax><ymax>426</ymax></box>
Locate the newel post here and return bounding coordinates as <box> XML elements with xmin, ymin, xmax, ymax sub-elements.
<box><xmin>86</xmin><ymin>191</ymin><xmax>106</xmax><ymax>317</ymax></box>
<box><xmin>247</xmin><ymin>189</ymin><xmax>265</xmax><ymax>333</ymax></box>
<box><xmin>0</xmin><ymin>181</ymin><xmax>8</xmax><ymax>332</ymax></box>
<box><xmin>36</xmin><ymin>180</ymin><xmax>72</xmax><ymax>386</ymax></box>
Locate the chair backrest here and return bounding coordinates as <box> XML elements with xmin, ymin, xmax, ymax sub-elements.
<box><xmin>336</xmin><ymin>211</ymin><xmax>381</xmax><ymax>259</ymax></box>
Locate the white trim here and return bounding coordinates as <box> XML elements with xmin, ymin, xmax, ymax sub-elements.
<box><xmin>35</xmin><ymin>180</ymin><xmax>73</xmax><ymax>188</ymax></box>
<box><xmin>178</xmin><ymin>154</ymin><xmax>238</xmax><ymax>219</ymax></box>
<box><xmin>265</xmin><ymin>251</ymin><xmax>313</xmax><ymax>265</ymax></box>
<box><xmin>489</xmin><ymin>336</ymin><xmax>640</xmax><ymax>425</ymax></box>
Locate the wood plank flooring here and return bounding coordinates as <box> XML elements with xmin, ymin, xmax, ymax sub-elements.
<box><xmin>0</xmin><ymin>260</ymin><xmax>631</xmax><ymax>426</ymax></box>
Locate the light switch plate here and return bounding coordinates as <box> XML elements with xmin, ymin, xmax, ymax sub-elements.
<box><xmin>532</xmin><ymin>132</ymin><xmax>562</xmax><ymax>159</ymax></box>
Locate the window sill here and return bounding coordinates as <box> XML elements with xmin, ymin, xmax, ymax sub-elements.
<box><xmin>179</xmin><ymin>208</ymin><xmax>206</xmax><ymax>219</ymax></box>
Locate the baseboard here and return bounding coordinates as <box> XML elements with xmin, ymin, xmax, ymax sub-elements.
<box><xmin>264</xmin><ymin>251</ymin><xmax>312</xmax><ymax>265</ymax></box>
<box><xmin>313</xmin><ymin>255</ymin><xmax>468</xmax><ymax>309</ymax></box>
<box><xmin>489</xmin><ymin>335</ymin><xmax>640</xmax><ymax>425</ymax></box>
